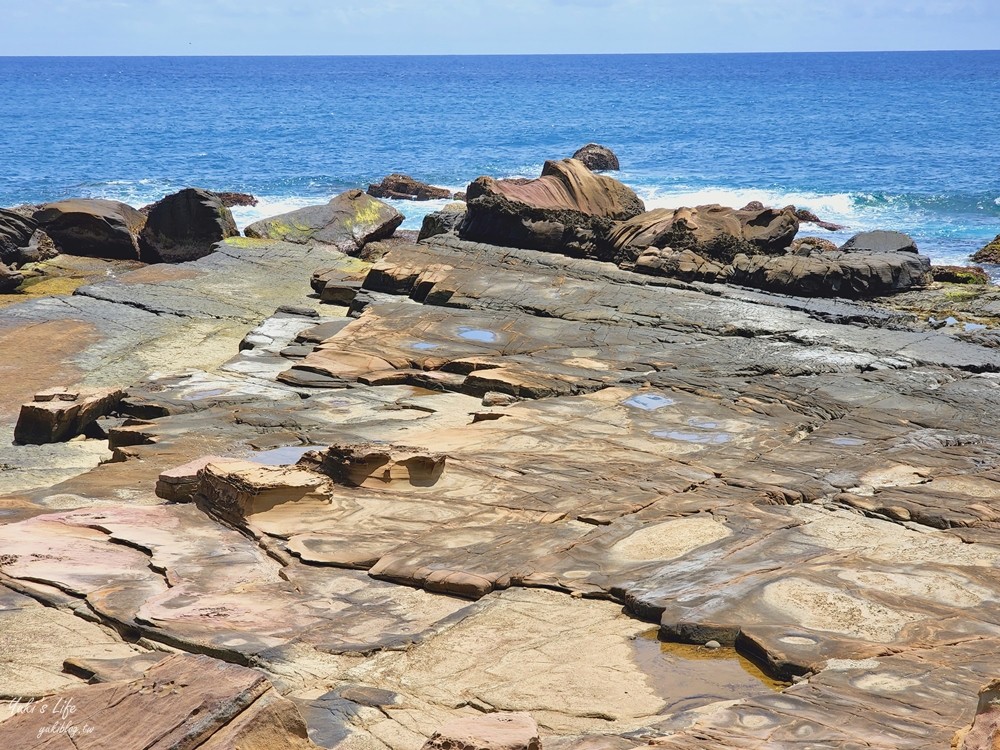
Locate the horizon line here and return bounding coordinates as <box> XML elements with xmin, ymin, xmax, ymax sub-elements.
<box><xmin>2</xmin><ymin>48</ymin><xmax>998</xmax><ymax>59</ymax></box>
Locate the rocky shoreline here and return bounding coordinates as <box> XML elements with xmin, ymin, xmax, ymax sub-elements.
<box><xmin>2</xmin><ymin>148</ymin><xmax>1000</xmax><ymax>749</ymax></box>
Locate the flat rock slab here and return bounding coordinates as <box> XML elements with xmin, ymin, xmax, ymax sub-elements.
<box><xmin>0</xmin><ymin>652</ymin><xmax>320</xmax><ymax>749</ymax></box>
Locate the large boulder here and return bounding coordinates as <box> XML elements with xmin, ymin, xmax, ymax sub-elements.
<box><xmin>729</xmin><ymin>244</ymin><xmax>931</xmax><ymax>298</ymax></box>
<box><xmin>572</xmin><ymin>143</ymin><xmax>620</xmax><ymax>171</ymax></box>
<box><xmin>609</xmin><ymin>204</ymin><xmax>799</xmax><ymax>264</ymax></box>
<box><xmin>367</xmin><ymin>173</ymin><xmax>451</xmax><ymax>201</ymax></box>
<box><xmin>244</xmin><ymin>189</ymin><xmax>403</xmax><ymax>255</ymax></box>
<box><xmin>418</xmin><ymin>201</ymin><xmax>467</xmax><ymax>241</ymax></box>
<box><xmin>33</xmin><ymin>199</ymin><xmax>145</xmax><ymax>260</ymax></box>
<box><xmin>459</xmin><ymin>158</ymin><xmax>644</xmax><ymax>258</ymax></box>
<box><xmin>841</xmin><ymin>230</ymin><xmax>918</xmax><ymax>254</ymax></box>
<box><xmin>138</xmin><ymin>188</ymin><xmax>239</xmax><ymax>263</ymax></box>
<box><xmin>0</xmin><ymin>208</ymin><xmax>37</xmax><ymax>264</ymax></box>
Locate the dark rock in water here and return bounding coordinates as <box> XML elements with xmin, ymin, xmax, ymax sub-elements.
<box><xmin>418</xmin><ymin>201</ymin><xmax>467</xmax><ymax>241</ymax></box>
<box><xmin>215</xmin><ymin>191</ymin><xmax>258</xmax><ymax>208</ymax></box>
<box><xmin>971</xmin><ymin>234</ymin><xmax>1000</xmax><ymax>264</ymax></box>
<box><xmin>453</xmin><ymin>191</ymin><xmax>467</xmax><ymax>201</ymax></box>
<box><xmin>244</xmin><ymin>189</ymin><xmax>403</xmax><ymax>255</ymax></box>
<box><xmin>33</xmin><ymin>199</ymin><xmax>146</xmax><ymax>260</ymax></box>
<box><xmin>740</xmin><ymin>200</ymin><xmax>765</xmax><ymax>211</ymax></box>
<box><xmin>609</xmin><ymin>204</ymin><xmax>799</xmax><ymax>264</ymax></box>
<box><xmin>138</xmin><ymin>188</ymin><xmax>239</xmax><ymax>263</ymax></box>
<box><xmin>791</xmin><ymin>236</ymin><xmax>839</xmax><ymax>255</ymax></box>
<box><xmin>932</xmin><ymin>265</ymin><xmax>990</xmax><ymax>285</ymax></box>
<box><xmin>730</xmin><ymin>246</ymin><xmax>931</xmax><ymax>298</ymax></box>
<box><xmin>0</xmin><ymin>261</ymin><xmax>23</xmax><ymax>292</ymax></box>
<box><xmin>794</xmin><ymin>207</ymin><xmax>845</xmax><ymax>231</ymax></box>
<box><xmin>367</xmin><ymin>174</ymin><xmax>451</xmax><ymax>201</ymax></box>
<box><xmin>572</xmin><ymin>143</ymin><xmax>620</xmax><ymax>171</ymax></box>
<box><xmin>841</xmin><ymin>230</ymin><xmax>918</xmax><ymax>254</ymax></box>
<box><xmin>459</xmin><ymin>158</ymin><xmax>644</xmax><ymax>258</ymax></box>
<box><xmin>0</xmin><ymin>208</ymin><xmax>37</xmax><ymax>264</ymax></box>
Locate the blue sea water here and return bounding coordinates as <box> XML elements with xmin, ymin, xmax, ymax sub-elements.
<box><xmin>2</xmin><ymin>52</ymin><xmax>999</xmax><ymax>267</ymax></box>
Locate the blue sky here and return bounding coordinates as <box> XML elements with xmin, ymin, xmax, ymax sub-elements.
<box><xmin>4</xmin><ymin>0</ymin><xmax>999</xmax><ymax>55</ymax></box>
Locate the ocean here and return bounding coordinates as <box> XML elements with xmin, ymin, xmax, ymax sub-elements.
<box><xmin>2</xmin><ymin>52</ymin><xmax>999</xmax><ymax>268</ymax></box>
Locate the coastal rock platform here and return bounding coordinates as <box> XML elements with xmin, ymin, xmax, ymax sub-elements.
<box><xmin>3</xmin><ymin>209</ymin><xmax>1000</xmax><ymax>749</ymax></box>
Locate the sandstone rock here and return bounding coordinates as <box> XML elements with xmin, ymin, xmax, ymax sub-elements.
<box><xmin>13</xmin><ymin>387</ymin><xmax>125</xmax><ymax>445</ymax></box>
<box><xmin>0</xmin><ymin>653</ymin><xmax>320</xmax><ymax>749</ymax></box>
<box><xmin>33</xmin><ymin>199</ymin><xmax>146</xmax><ymax>260</ymax></box>
<box><xmin>368</xmin><ymin>173</ymin><xmax>452</xmax><ymax>201</ymax></box>
<box><xmin>841</xmin><ymin>229</ymin><xmax>919</xmax><ymax>254</ymax></box>
<box><xmin>459</xmin><ymin>158</ymin><xmax>644</xmax><ymax>258</ymax></box>
<box><xmin>308</xmin><ymin>443</ymin><xmax>447</xmax><ymax>488</ymax></box>
<box><xmin>933</xmin><ymin>265</ymin><xmax>990</xmax><ymax>285</ymax></box>
<box><xmin>195</xmin><ymin>460</ymin><xmax>330</xmax><ymax>525</ymax></box>
<box><xmin>418</xmin><ymin>201</ymin><xmax>468</xmax><ymax>241</ymax></box>
<box><xmin>156</xmin><ymin>454</ymin><xmax>231</xmax><ymax>502</ymax></box>
<box><xmin>953</xmin><ymin>679</ymin><xmax>1000</xmax><ymax>749</ymax></box>
<box><xmin>972</xmin><ymin>234</ymin><xmax>1000</xmax><ymax>264</ymax></box>
<box><xmin>609</xmin><ymin>204</ymin><xmax>799</xmax><ymax>264</ymax></box>
<box><xmin>138</xmin><ymin>188</ymin><xmax>239</xmax><ymax>263</ymax></box>
<box><xmin>422</xmin><ymin>713</ymin><xmax>540</xmax><ymax>750</ymax></box>
<box><xmin>244</xmin><ymin>189</ymin><xmax>403</xmax><ymax>254</ymax></box>
<box><xmin>572</xmin><ymin>143</ymin><xmax>620</xmax><ymax>171</ymax></box>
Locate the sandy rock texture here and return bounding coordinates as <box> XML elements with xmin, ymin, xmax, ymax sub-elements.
<box><xmin>3</xmin><ymin>204</ymin><xmax>1000</xmax><ymax>749</ymax></box>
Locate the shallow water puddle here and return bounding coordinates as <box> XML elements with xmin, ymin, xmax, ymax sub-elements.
<box><xmin>633</xmin><ymin>630</ymin><xmax>787</xmax><ymax>714</ymax></box>
<box><xmin>826</xmin><ymin>437</ymin><xmax>867</xmax><ymax>447</ymax></box>
<box><xmin>965</xmin><ymin>322</ymin><xmax>988</xmax><ymax>332</ymax></box>
<box><xmin>457</xmin><ymin>326</ymin><xmax>499</xmax><ymax>343</ymax></box>
<box><xmin>249</xmin><ymin>445</ymin><xmax>319</xmax><ymax>465</ymax></box>
<box><xmin>411</xmin><ymin>342</ymin><xmax>439</xmax><ymax>350</ymax></box>
<box><xmin>624</xmin><ymin>393</ymin><xmax>676</xmax><ymax>411</ymax></box>
<box><xmin>687</xmin><ymin>416</ymin><xmax>720</xmax><ymax>429</ymax></box>
<box><xmin>652</xmin><ymin>429</ymin><xmax>731</xmax><ymax>444</ymax></box>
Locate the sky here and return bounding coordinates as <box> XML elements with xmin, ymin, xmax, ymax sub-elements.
<box><xmin>2</xmin><ymin>0</ymin><xmax>998</xmax><ymax>55</ymax></box>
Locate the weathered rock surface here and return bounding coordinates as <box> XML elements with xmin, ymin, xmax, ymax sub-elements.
<box><xmin>730</xmin><ymin>245</ymin><xmax>931</xmax><ymax>298</ymax></box>
<box><xmin>972</xmin><ymin>234</ymin><xmax>1000</xmax><ymax>264</ymax></box>
<box><xmin>245</xmin><ymin>189</ymin><xmax>403</xmax><ymax>254</ymax></box>
<box><xmin>8</xmin><ymin>209</ymin><xmax>1000</xmax><ymax>749</ymax></box>
<box><xmin>610</xmin><ymin>204</ymin><xmax>799</xmax><ymax>264</ymax></box>
<box><xmin>14</xmin><ymin>387</ymin><xmax>124</xmax><ymax>445</ymax></box>
<box><xmin>459</xmin><ymin>158</ymin><xmax>644</xmax><ymax>258</ymax></box>
<box><xmin>954</xmin><ymin>679</ymin><xmax>1000</xmax><ymax>750</ymax></box>
<box><xmin>418</xmin><ymin>201</ymin><xmax>467</xmax><ymax>241</ymax></box>
<box><xmin>0</xmin><ymin>262</ymin><xmax>23</xmax><ymax>292</ymax></box>
<box><xmin>842</xmin><ymin>229</ymin><xmax>918</xmax><ymax>254</ymax></box>
<box><xmin>572</xmin><ymin>143</ymin><xmax>620</xmax><ymax>171</ymax></box>
<box><xmin>368</xmin><ymin>174</ymin><xmax>452</xmax><ymax>201</ymax></box>
<box><xmin>33</xmin><ymin>199</ymin><xmax>146</xmax><ymax>260</ymax></box>
<box><xmin>0</xmin><ymin>653</ymin><xmax>320</xmax><ymax>749</ymax></box>
<box><xmin>0</xmin><ymin>207</ymin><xmax>37</xmax><ymax>264</ymax></box>
<box><xmin>138</xmin><ymin>187</ymin><xmax>239</xmax><ymax>263</ymax></box>
<box><xmin>422</xmin><ymin>713</ymin><xmax>540</xmax><ymax>750</ymax></box>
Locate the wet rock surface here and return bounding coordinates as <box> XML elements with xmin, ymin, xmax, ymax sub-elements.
<box><xmin>2</xmin><ymin>208</ymin><xmax>1000</xmax><ymax>749</ymax></box>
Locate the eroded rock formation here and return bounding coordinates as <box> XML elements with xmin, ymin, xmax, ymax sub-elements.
<box><xmin>3</xmin><ymin>168</ymin><xmax>1000</xmax><ymax>749</ymax></box>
